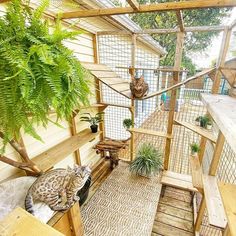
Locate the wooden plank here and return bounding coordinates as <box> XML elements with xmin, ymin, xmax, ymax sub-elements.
<box><xmin>98</xmin><ymin>77</ymin><xmax>126</xmax><ymax>85</ymax></box>
<box><xmin>203</xmin><ymin>175</ymin><xmax>227</xmax><ymax>229</ymax></box>
<box><xmin>202</xmin><ymin>94</ymin><xmax>236</xmax><ymax>153</ymax></box>
<box><xmin>142</xmin><ymin>68</ymin><xmax>214</xmax><ymax>100</ymax></box>
<box><xmin>194</xmin><ymin>196</ymin><xmax>206</xmax><ymax>232</ymax></box>
<box><xmin>219</xmin><ymin>182</ymin><xmax>236</xmax><ymax>236</ymax></box>
<box><xmin>67</xmin><ymin>202</ymin><xmax>84</xmax><ymax>236</ymax></box>
<box><xmin>155</xmin><ymin>212</ymin><xmax>193</xmax><ymax>232</ymax></box>
<box><xmin>32</xmin><ymin>129</ymin><xmax>101</xmax><ymax>171</ymax></box>
<box><xmin>127</xmin><ymin>0</ymin><xmax>139</xmax><ymax>10</ymax></box>
<box><xmin>174</xmin><ymin>119</ymin><xmax>217</xmax><ymax>143</ymax></box>
<box><xmin>152</xmin><ymin>221</ymin><xmax>194</xmax><ymax>236</ymax></box>
<box><xmin>198</xmin><ymin>137</ymin><xmax>207</xmax><ymax>164</ymax></box>
<box><xmin>189</xmin><ymin>155</ymin><xmax>203</xmax><ymax>192</ymax></box>
<box><xmin>160</xmin><ymin>196</ymin><xmax>193</xmax><ymax>212</ymax></box>
<box><xmin>129</xmin><ymin>128</ymin><xmax>172</xmax><ymax>138</ymax></box>
<box><xmin>90</xmin><ymin>70</ymin><xmax>119</xmax><ymax>78</ymax></box>
<box><xmin>0</xmin><ymin>208</ymin><xmax>63</xmax><ymax>236</ymax></box>
<box><xmin>61</xmin><ymin>0</ymin><xmax>236</xmax><ymax>18</ymax></box>
<box><xmin>81</xmin><ymin>62</ymin><xmax>111</xmax><ymax>71</ymax></box>
<box><xmin>158</xmin><ymin>203</ymin><xmax>193</xmax><ymax>221</ymax></box>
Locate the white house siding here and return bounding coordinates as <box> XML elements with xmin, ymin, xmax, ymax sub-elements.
<box><xmin>0</xmin><ymin>2</ymin><xmax>118</xmax><ymax>181</ymax></box>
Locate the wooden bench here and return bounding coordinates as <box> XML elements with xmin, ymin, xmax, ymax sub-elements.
<box><xmin>203</xmin><ymin>175</ymin><xmax>227</xmax><ymax>229</ymax></box>
<box><xmin>161</xmin><ymin>171</ymin><xmax>198</xmax><ymax>204</ymax></box>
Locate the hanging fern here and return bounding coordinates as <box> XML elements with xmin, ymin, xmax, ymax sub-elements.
<box><xmin>0</xmin><ymin>0</ymin><xmax>91</xmax><ymax>151</ymax></box>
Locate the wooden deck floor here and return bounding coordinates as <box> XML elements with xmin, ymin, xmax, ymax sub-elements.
<box><xmin>152</xmin><ymin>186</ymin><xmax>194</xmax><ymax>236</ymax></box>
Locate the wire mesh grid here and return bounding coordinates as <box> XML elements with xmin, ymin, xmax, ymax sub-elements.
<box><xmin>97</xmin><ymin>33</ymin><xmax>235</xmax><ymax>236</ymax></box>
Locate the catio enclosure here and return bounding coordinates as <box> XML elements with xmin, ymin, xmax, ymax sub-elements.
<box><xmin>0</xmin><ymin>0</ymin><xmax>236</xmax><ymax>236</ymax></box>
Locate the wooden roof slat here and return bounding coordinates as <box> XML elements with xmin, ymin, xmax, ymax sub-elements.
<box><xmin>97</xmin><ymin>25</ymin><xmax>226</xmax><ymax>35</ymax></box>
<box><xmin>203</xmin><ymin>175</ymin><xmax>227</xmax><ymax>229</ymax></box>
<box><xmin>81</xmin><ymin>62</ymin><xmax>112</xmax><ymax>71</ymax></box>
<box><xmin>32</xmin><ymin>129</ymin><xmax>101</xmax><ymax>171</ymax></box>
<box><xmin>61</xmin><ymin>0</ymin><xmax>236</xmax><ymax>19</ymax></box>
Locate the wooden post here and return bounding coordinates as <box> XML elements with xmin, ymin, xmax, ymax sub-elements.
<box><xmin>209</xmin><ymin>131</ymin><xmax>225</xmax><ymax>176</ymax></box>
<box><xmin>130</xmin><ymin>34</ymin><xmax>136</xmax><ymax>161</ymax></box>
<box><xmin>198</xmin><ymin>137</ymin><xmax>207</xmax><ymax>165</ymax></box>
<box><xmin>194</xmin><ymin>195</ymin><xmax>206</xmax><ymax>232</ymax></box>
<box><xmin>69</xmin><ymin>116</ymin><xmax>81</xmax><ymax>165</ymax></box>
<box><xmin>93</xmin><ymin>34</ymin><xmax>105</xmax><ymax>140</ymax></box>
<box><xmin>212</xmin><ymin>28</ymin><xmax>232</xmax><ymax>94</ymax></box>
<box><xmin>164</xmin><ymin>32</ymin><xmax>185</xmax><ymax>170</ymax></box>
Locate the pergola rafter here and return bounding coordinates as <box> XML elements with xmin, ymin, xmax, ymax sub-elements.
<box><xmin>97</xmin><ymin>25</ymin><xmax>226</xmax><ymax>35</ymax></box>
<box><xmin>127</xmin><ymin>0</ymin><xmax>139</xmax><ymax>11</ymax></box>
<box><xmin>60</xmin><ymin>0</ymin><xmax>236</xmax><ymax>19</ymax></box>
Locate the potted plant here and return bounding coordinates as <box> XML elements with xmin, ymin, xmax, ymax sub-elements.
<box><xmin>190</xmin><ymin>142</ymin><xmax>200</xmax><ymax>156</ymax></box>
<box><xmin>206</xmin><ymin>120</ymin><xmax>213</xmax><ymax>130</ymax></box>
<box><xmin>129</xmin><ymin>143</ymin><xmax>162</xmax><ymax>178</ymax></box>
<box><xmin>123</xmin><ymin>118</ymin><xmax>134</xmax><ymax>130</ymax></box>
<box><xmin>80</xmin><ymin>112</ymin><xmax>104</xmax><ymax>133</ymax></box>
<box><xmin>200</xmin><ymin>115</ymin><xmax>211</xmax><ymax>129</ymax></box>
<box><xmin>195</xmin><ymin>116</ymin><xmax>202</xmax><ymax>126</ymax></box>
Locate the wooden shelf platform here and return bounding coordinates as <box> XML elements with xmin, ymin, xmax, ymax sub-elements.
<box><xmin>201</xmin><ymin>94</ymin><xmax>236</xmax><ymax>154</ymax></box>
<box><xmin>0</xmin><ymin>208</ymin><xmax>63</xmax><ymax>236</ymax></box>
<box><xmin>219</xmin><ymin>182</ymin><xmax>236</xmax><ymax>236</ymax></box>
<box><xmin>161</xmin><ymin>171</ymin><xmax>198</xmax><ymax>192</ymax></box>
<box><xmin>189</xmin><ymin>155</ymin><xmax>203</xmax><ymax>193</ymax></box>
<box><xmin>33</xmin><ymin>129</ymin><xmax>101</xmax><ymax>171</ymax></box>
<box><xmin>203</xmin><ymin>175</ymin><xmax>227</xmax><ymax>229</ymax></box>
<box><xmin>174</xmin><ymin>119</ymin><xmax>217</xmax><ymax>143</ymax></box>
<box><xmin>129</xmin><ymin>128</ymin><xmax>172</xmax><ymax>138</ymax></box>
<box><xmin>82</xmin><ymin>62</ymin><xmax>131</xmax><ymax>99</ymax></box>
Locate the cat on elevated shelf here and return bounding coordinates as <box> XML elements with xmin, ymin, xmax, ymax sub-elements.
<box><xmin>25</xmin><ymin>165</ymin><xmax>91</xmax><ymax>215</ymax></box>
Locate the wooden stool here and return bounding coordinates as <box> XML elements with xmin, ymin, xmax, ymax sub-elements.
<box><xmin>94</xmin><ymin>139</ymin><xmax>128</xmax><ymax>169</ymax></box>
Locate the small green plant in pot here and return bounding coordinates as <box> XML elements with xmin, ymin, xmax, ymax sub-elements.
<box><xmin>123</xmin><ymin>118</ymin><xmax>134</xmax><ymax>130</ymax></box>
<box><xmin>200</xmin><ymin>115</ymin><xmax>211</xmax><ymax>128</ymax></box>
<box><xmin>190</xmin><ymin>142</ymin><xmax>200</xmax><ymax>156</ymax></box>
<box><xmin>130</xmin><ymin>143</ymin><xmax>163</xmax><ymax>178</ymax></box>
<box><xmin>80</xmin><ymin>112</ymin><xmax>104</xmax><ymax>133</ymax></box>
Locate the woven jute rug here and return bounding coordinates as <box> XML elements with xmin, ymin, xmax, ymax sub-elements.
<box><xmin>81</xmin><ymin>162</ymin><xmax>162</xmax><ymax>236</ymax></box>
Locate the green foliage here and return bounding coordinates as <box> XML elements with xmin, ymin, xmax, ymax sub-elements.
<box><xmin>131</xmin><ymin>0</ymin><xmax>231</xmax><ymax>74</ymax></box>
<box><xmin>123</xmin><ymin>118</ymin><xmax>134</xmax><ymax>130</ymax></box>
<box><xmin>196</xmin><ymin>115</ymin><xmax>211</xmax><ymax>128</ymax></box>
<box><xmin>130</xmin><ymin>143</ymin><xmax>162</xmax><ymax>177</ymax></box>
<box><xmin>80</xmin><ymin>112</ymin><xmax>104</xmax><ymax>126</ymax></box>
<box><xmin>0</xmin><ymin>0</ymin><xmax>91</xmax><ymax>149</ymax></box>
<box><xmin>190</xmin><ymin>142</ymin><xmax>200</xmax><ymax>153</ymax></box>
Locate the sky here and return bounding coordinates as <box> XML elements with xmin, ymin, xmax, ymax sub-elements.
<box><xmin>191</xmin><ymin>8</ymin><xmax>236</xmax><ymax>68</ymax></box>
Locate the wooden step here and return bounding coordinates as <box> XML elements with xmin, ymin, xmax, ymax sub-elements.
<box><xmin>33</xmin><ymin>129</ymin><xmax>101</xmax><ymax>171</ymax></box>
<box><xmin>189</xmin><ymin>155</ymin><xmax>203</xmax><ymax>193</ymax></box>
<box><xmin>161</xmin><ymin>171</ymin><xmax>198</xmax><ymax>192</ymax></box>
<box><xmin>129</xmin><ymin>128</ymin><xmax>172</xmax><ymax>138</ymax></box>
<box><xmin>174</xmin><ymin>119</ymin><xmax>217</xmax><ymax>143</ymax></box>
<box><xmin>203</xmin><ymin>175</ymin><xmax>227</xmax><ymax>229</ymax></box>
<box><xmin>219</xmin><ymin>182</ymin><xmax>236</xmax><ymax>236</ymax></box>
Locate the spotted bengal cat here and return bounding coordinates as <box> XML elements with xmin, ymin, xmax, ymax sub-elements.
<box><xmin>25</xmin><ymin>165</ymin><xmax>91</xmax><ymax>215</ymax></box>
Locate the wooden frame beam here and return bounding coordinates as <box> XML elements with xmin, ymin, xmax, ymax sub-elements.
<box><xmin>176</xmin><ymin>10</ymin><xmax>185</xmax><ymax>32</ymax></box>
<box><xmin>97</xmin><ymin>25</ymin><xmax>226</xmax><ymax>35</ymax></box>
<box><xmin>127</xmin><ymin>0</ymin><xmax>139</xmax><ymax>11</ymax></box>
<box><xmin>61</xmin><ymin>0</ymin><xmax>236</xmax><ymax>19</ymax></box>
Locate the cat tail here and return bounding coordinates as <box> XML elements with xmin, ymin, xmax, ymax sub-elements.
<box><xmin>25</xmin><ymin>192</ymin><xmax>35</xmax><ymax>215</ymax></box>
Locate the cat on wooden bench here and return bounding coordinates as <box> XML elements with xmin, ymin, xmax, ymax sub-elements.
<box><xmin>25</xmin><ymin>165</ymin><xmax>91</xmax><ymax>215</ymax></box>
